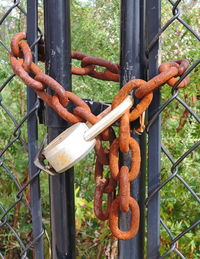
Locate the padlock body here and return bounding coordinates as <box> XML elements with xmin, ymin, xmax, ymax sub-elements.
<box><xmin>43</xmin><ymin>123</ymin><xmax>96</xmax><ymax>173</ymax></box>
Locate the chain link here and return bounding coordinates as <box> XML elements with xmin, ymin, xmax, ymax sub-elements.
<box><xmin>38</xmin><ymin>39</ymin><xmax>120</xmax><ymax>82</ymax></box>
<box><xmin>73</xmin><ymin>52</ymin><xmax>120</xmax><ymax>82</ymax></box>
<box><xmin>9</xmin><ymin>32</ymin><xmax>190</xmax><ymax>240</ymax></box>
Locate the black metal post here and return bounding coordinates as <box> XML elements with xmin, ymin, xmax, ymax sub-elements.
<box><xmin>146</xmin><ymin>1</ymin><xmax>161</xmax><ymax>258</ymax></box>
<box><xmin>119</xmin><ymin>0</ymin><xmax>146</xmax><ymax>258</ymax></box>
<box><xmin>44</xmin><ymin>0</ymin><xmax>75</xmax><ymax>258</ymax></box>
<box><xmin>27</xmin><ymin>0</ymin><xmax>44</xmax><ymax>258</ymax></box>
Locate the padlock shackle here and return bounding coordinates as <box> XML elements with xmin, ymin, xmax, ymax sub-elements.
<box><xmin>84</xmin><ymin>96</ymin><xmax>134</xmax><ymax>141</ymax></box>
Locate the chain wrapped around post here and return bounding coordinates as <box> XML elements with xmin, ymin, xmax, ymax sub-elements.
<box><xmin>9</xmin><ymin>32</ymin><xmax>190</xmax><ymax>240</ymax></box>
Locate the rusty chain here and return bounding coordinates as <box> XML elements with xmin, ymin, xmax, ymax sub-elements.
<box><xmin>9</xmin><ymin>32</ymin><xmax>190</xmax><ymax>240</ymax></box>
<box><xmin>38</xmin><ymin>38</ymin><xmax>120</xmax><ymax>82</ymax></box>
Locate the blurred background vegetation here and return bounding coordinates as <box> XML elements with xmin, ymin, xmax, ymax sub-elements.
<box><xmin>0</xmin><ymin>0</ymin><xmax>199</xmax><ymax>258</ymax></box>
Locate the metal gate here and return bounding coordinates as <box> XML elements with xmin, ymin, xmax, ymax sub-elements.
<box><xmin>0</xmin><ymin>0</ymin><xmax>199</xmax><ymax>258</ymax></box>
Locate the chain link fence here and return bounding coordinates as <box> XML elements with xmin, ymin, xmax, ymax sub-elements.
<box><xmin>0</xmin><ymin>0</ymin><xmax>199</xmax><ymax>258</ymax></box>
<box><xmin>0</xmin><ymin>1</ymin><xmax>45</xmax><ymax>258</ymax></box>
<box><xmin>146</xmin><ymin>0</ymin><xmax>199</xmax><ymax>258</ymax></box>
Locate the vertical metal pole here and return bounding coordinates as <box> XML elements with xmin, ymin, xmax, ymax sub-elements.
<box><xmin>44</xmin><ymin>0</ymin><xmax>75</xmax><ymax>258</ymax></box>
<box><xmin>146</xmin><ymin>1</ymin><xmax>161</xmax><ymax>258</ymax></box>
<box><xmin>27</xmin><ymin>0</ymin><xmax>44</xmax><ymax>258</ymax></box>
<box><xmin>119</xmin><ymin>0</ymin><xmax>146</xmax><ymax>258</ymax></box>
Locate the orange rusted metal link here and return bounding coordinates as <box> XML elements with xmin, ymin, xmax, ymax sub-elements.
<box><xmin>95</xmin><ymin>137</ymin><xmax>110</xmax><ymax>165</ymax></box>
<box><xmin>11</xmin><ymin>32</ymin><xmax>32</xmax><ymax>71</ymax></box>
<box><xmin>81</xmin><ymin>56</ymin><xmax>119</xmax><ymax>74</ymax></box>
<box><xmin>109</xmin><ymin>197</ymin><xmax>140</xmax><ymax>240</ymax></box>
<box><xmin>129</xmin><ymin>94</ymin><xmax>153</xmax><ymax>122</ymax></box>
<box><xmin>94</xmin><ymin>178</ymin><xmax>112</xmax><ymax>221</ymax></box>
<box><xmin>73</xmin><ymin>106</ymin><xmax>98</xmax><ymax>125</ymax></box>
<box><xmin>135</xmin><ymin>59</ymin><xmax>190</xmax><ymax>98</ymax></box>
<box><xmin>51</xmin><ymin>95</ymin><xmax>82</xmax><ymax>124</ymax></box>
<box><xmin>18</xmin><ymin>41</ymin><xmax>32</xmax><ymax>71</ymax></box>
<box><xmin>109</xmin><ymin>137</ymin><xmax>141</xmax><ymax>181</ymax></box>
<box><xmin>159</xmin><ymin>60</ymin><xmax>190</xmax><ymax>88</ymax></box>
<box><xmin>112</xmin><ymin>79</ymin><xmax>153</xmax><ymax>122</ymax></box>
<box><xmin>11</xmin><ymin>32</ymin><xmax>27</xmax><ymax>57</ymax></box>
<box><xmin>104</xmin><ymin>177</ymin><xmax>116</xmax><ymax>194</ymax></box>
<box><xmin>35</xmin><ymin>73</ymin><xmax>68</xmax><ymax>107</ymax></box>
<box><xmin>119</xmin><ymin>166</ymin><xmax>130</xmax><ymax>212</ymax></box>
<box><xmin>89</xmin><ymin>69</ymin><xmax>119</xmax><ymax>82</ymax></box>
<box><xmin>95</xmin><ymin>159</ymin><xmax>103</xmax><ymax>180</ymax></box>
<box><xmin>95</xmin><ymin>160</ymin><xmax>116</xmax><ymax>195</ymax></box>
<box><xmin>10</xmin><ymin>57</ymin><xmax>44</xmax><ymax>91</ymax></box>
<box><xmin>72</xmin><ymin>65</ymin><xmax>95</xmax><ymax>76</ymax></box>
<box><xmin>95</xmin><ymin>127</ymin><xmax>116</xmax><ymax>165</ymax></box>
<box><xmin>71</xmin><ymin>52</ymin><xmax>95</xmax><ymax>75</ymax></box>
<box><xmin>119</xmin><ymin>111</ymin><xmax>130</xmax><ymax>153</ymax></box>
<box><xmin>72</xmin><ymin>51</ymin><xmax>120</xmax><ymax>82</ymax></box>
<box><xmin>94</xmin><ymin>126</ymin><xmax>117</xmax><ymax>220</ymax></box>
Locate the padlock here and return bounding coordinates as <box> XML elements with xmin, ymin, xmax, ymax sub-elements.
<box><xmin>34</xmin><ymin>96</ymin><xmax>133</xmax><ymax>174</ymax></box>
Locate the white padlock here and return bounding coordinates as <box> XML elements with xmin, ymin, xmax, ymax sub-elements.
<box><xmin>35</xmin><ymin>96</ymin><xmax>133</xmax><ymax>174</ymax></box>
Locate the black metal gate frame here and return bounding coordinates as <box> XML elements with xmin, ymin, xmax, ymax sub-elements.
<box><xmin>44</xmin><ymin>0</ymin><xmax>147</xmax><ymax>257</ymax></box>
<box><xmin>0</xmin><ymin>0</ymin><xmax>199</xmax><ymax>258</ymax></box>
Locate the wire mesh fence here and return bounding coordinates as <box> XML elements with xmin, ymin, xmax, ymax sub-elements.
<box><xmin>0</xmin><ymin>1</ymin><xmax>45</xmax><ymax>258</ymax></box>
<box><xmin>0</xmin><ymin>0</ymin><xmax>199</xmax><ymax>258</ymax></box>
<box><xmin>147</xmin><ymin>0</ymin><xmax>199</xmax><ymax>258</ymax></box>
